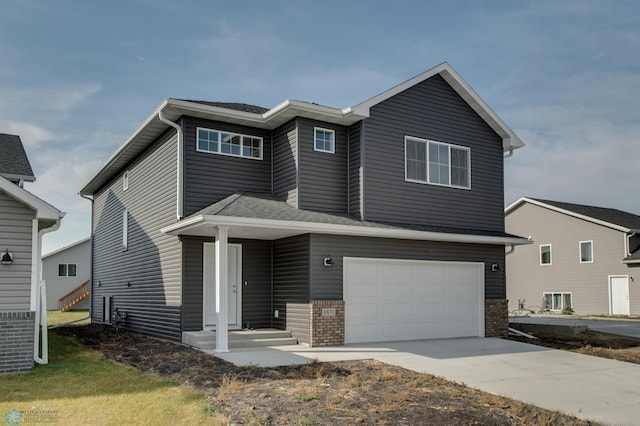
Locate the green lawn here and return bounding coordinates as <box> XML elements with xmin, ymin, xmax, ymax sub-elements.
<box><xmin>47</xmin><ymin>309</ymin><xmax>91</xmax><ymax>327</ymax></box>
<box><xmin>0</xmin><ymin>312</ymin><xmax>225</xmax><ymax>425</ymax></box>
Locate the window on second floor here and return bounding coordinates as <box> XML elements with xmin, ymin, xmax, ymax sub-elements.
<box><xmin>197</xmin><ymin>127</ymin><xmax>263</xmax><ymax>160</ymax></box>
<box><xmin>579</xmin><ymin>241</ymin><xmax>593</xmax><ymax>263</ymax></box>
<box><xmin>58</xmin><ymin>263</ymin><xmax>77</xmax><ymax>277</ymax></box>
<box><xmin>540</xmin><ymin>244</ymin><xmax>552</xmax><ymax>265</ymax></box>
<box><xmin>314</xmin><ymin>127</ymin><xmax>335</xmax><ymax>153</ymax></box>
<box><xmin>405</xmin><ymin>136</ymin><xmax>470</xmax><ymax>189</ymax></box>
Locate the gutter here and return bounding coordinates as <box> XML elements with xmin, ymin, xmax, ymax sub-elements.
<box><xmin>158</xmin><ymin>109</ymin><xmax>184</xmax><ymax>219</ymax></box>
<box><xmin>33</xmin><ymin>217</ymin><xmax>63</xmax><ymax>365</ymax></box>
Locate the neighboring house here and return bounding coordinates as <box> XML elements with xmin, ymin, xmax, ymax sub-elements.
<box><xmin>42</xmin><ymin>237</ymin><xmax>91</xmax><ymax>311</ymax></box>
<box><xmin>506</xmin><ymin>197</ymin><xmax>640</xmax><ymax>316</ymax></box>
<box><xmin>0</xmin><ymin>133</ymin><xmax>64</xmax><ymax>373</ymax></box>
<box><xmin>80</xmin><ymin>62</ymin><xmax>528</xmax><ymax>351</ymax></box>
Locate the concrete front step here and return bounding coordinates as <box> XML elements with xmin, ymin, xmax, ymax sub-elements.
<box><xmin>182</xmin><ymin>329</ymin><xmax>298</xmax><ymax>350</ymax></box>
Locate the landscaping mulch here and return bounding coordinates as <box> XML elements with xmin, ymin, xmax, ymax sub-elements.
<box><xmin>54</xmin><ymin>324</ymin><xmax>601</xmax><ymax>425</ymax></box>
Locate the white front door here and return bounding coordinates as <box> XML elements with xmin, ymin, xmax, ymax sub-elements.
<box><xmin>203</xmin><ymin>243</ymin><xmax>242</xmax><ymax>328</ymax></box>
<box><xmin>610</xmin><ymin>276</ymin><xmax>630</xmax><ymax>315</ymax></box>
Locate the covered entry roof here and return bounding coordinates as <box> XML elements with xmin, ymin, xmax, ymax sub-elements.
<box><xmin>161</xmin><ymin>192</ymin><xmax>530</xmax><ymax>245</ymax></box>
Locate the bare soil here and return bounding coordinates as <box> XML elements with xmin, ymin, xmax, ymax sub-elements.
<box><xmin>53</xmin><ymin>325</ymin><xmax>607</xmax><ymax>425</ymax></box>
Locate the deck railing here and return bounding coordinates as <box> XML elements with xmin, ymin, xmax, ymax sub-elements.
<box><xmin>59</xmin><ymin>280</ymin><xmax>90</xmax><ymax>311</ymax></box>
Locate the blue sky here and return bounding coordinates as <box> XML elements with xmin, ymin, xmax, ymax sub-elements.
<box><xmin>1</xmin><ymin>0</ymin><xmax>638</xmax><ymax>253</ymax></box>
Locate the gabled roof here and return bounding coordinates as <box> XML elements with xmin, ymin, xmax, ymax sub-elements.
<box><xmin>0</xmin><ymin>133</ymin><xmax>36</xmax><ymax>183</ymax></box>
<box><xmin>162</xmin><ymin>192</ymin><xmax>529</xmax><ymax>245</ymax></box>
<box><xmin>506</xmin><ymin>197</ymin><xmax>640</xmax><ymax>233</ymax></box>
<box><xmin>42</xmin><ymin>237</ymin><xmax>90</xmax><ymax>259</ymax></box>
<box><xmin>80</xmin><ymin>62</ymin><xmax>524</xmax><ymax>196</ymax></box>
<box><xmin>0</xmin><ymin>176</ymin><xmax>64</xmax><ymax>222</ymax></box>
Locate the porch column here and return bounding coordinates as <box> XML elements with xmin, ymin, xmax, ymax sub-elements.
<box><xmin>215</xmin><ymin>226</ymin><xmax>229</xmax><ymax>353</ymax></box>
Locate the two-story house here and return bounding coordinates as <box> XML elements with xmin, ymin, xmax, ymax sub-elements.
<box><xmin>506</xmin><ymin>197</ymin><xmax>640</xmax><ymax>315</ymax></box>
<box><xmin>80</xmin><ymin>63</ymin><xmax>528</xmax><ymax>351</ymax></box>
<box><xmin>1</xmin><ymin>133</ymin><xmax>64</xmax><ymax>373</ymax></box>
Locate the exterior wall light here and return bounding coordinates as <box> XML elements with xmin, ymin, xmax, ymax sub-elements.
<box><xmin>1</xmin><ymin>249</ymin><xmax>13</xmax><ymax>265</ymax></box>
<box><xmin>491</xmin><ymin>263</ymin><xmax>501</xmax><ymax>272</ymax></box>
<box><xmin>323</xmin><ymin>257</ymin><xmax>333</xmax><ymax>267</ymax></box>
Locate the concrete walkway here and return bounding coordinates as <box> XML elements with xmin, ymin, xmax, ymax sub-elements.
<box><xmin>214</xmin><ymin>337</ymin><xmax>640</xmax><ymax>425</ymax></box>
<box><xmin>510</xmin><ymin>315</ymin><xmax>640</xmax><ymax>339</ymax></box>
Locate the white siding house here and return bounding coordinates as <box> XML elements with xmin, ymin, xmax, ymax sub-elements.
<box><xmin>42</xmin><ymin>238</ymin><xmax>90</xmax><ymax>310</ymax></box>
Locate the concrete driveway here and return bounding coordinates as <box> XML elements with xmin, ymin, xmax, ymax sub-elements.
<box><xmin>510</xmin><ymin>315</ymin><xmax>640</xmax><ymax>339</ymax></box>
<box><xmin>214</xmin><ymin>337</ymin><xmax>640</xmax><ymax>425</ymax></box>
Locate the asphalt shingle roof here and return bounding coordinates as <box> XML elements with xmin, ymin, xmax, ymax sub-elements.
<box><xmin>0</xmin><ymin>133</ymin><xmax>35</xmax><ymax>180</ymax></box>
<box><xmin>176</xmin><ymin>100</ymin><xmax>269</xmax><ymax>115</ymax></box>
<box><xmin>532</xmin><ymin>198</ymin><xmax>640</xmax><ymax>231</ymax></box>
<box><xmin>194</xmin><ymin>192</ymin><xmax>521</xmax><ymax>239</ymax></box>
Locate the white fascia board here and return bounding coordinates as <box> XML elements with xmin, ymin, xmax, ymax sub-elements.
<box><xmin>507</xmin><ymin>197</ymin><xmax>631</xmax><ymax>233</ymax></box>
<box><xmin>0</xmin><ymin>173</ymin><xmax>36</xmax><ymax>183</ymax></box>
<box><xmin>42</xmin><ymin>236</ymin><xmax>90</xmax><ymax>259</ymax></box>
<box><xmin>349</xmin><ymin>62</ymin><xmax>524</xmax><ymax>152</ymax></box>
<box><xmin>0</xmin><ymin>177</ymin><xmax>64</xmax><ymax>220</ymax></box>
<box><xmin>162</xmin><ymin>214</ymin><xmax>531</xmax><ymax>246</ymax></box>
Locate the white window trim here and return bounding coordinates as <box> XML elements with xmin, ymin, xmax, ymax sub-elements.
<box><xmin>543</xmin><ymin>291</ymin><xmax>572</xmax><ymax>311</ymax></box>
<box><xmin>540</xmin><ymin>244</ymin><xmax>552</xmax><ymax>265</ymax></box>
<box><xmin>404</xmin><ymin>136</ymin><xmax>471</xmax><ymax>190</ymax></box>
<box><xmin>579</xmin><ymin>240</ymin><xmax>594</xmax><ymax>263</ymax></box>
<box><xmin>196</xmin><ymin>127</ymin><xmax>263</xmax><ymax>160</ymax></box>
<box><xmin>122</xmin><ymin>209</ymin><xmax>128</xmax><ymax>252</ymax></box>
<box><xmin>123</xmin><ymin>170</ymin><xmax>129</xmax><ymax>191</ymax></box>
<box><xmin>314</xmin><ymin>127</ymin><xmax>335</xmax><ymax>154</ymax></box>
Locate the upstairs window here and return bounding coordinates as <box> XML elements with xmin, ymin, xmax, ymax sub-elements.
<box><xmin>540</xmin><ymin>244</ymin><xmax>552</xmax><ymax>265</ymax></box>
<box><xmin>314</xmin><ymin>128</ymin><xmax>335</xmax><ymax>153</ymax></box>
<box><xmin>197</xmin><ymin>127</ymin><xmax>263</xmax><ymax>160</ymax></box>
<box><xmin>405</xmin><ymin>136</ymin><xmax>470</xmax><ymax>189</ymax></box>
<box><xmin>580</xmin><ymin>241</ymin><xmax>593</xmax><ymax>263</ymax></box>
<box><xmin>58</xmin><ymin>263</ymin><xmax>77</xmax><ymax>277</ymax></box>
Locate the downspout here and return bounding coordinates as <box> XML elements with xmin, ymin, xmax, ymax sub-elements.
<box><xmin>627</xmin><ymin>231</ymin><xmax>637</xmax><ymax>257</ymax></box>
<box><xmin>158</xmin><ymin>108</ymin><xmax>184</xmax><ymax>219</ymax></box>
<box><xmin>33</xmin><ymin>218</ymin><xmax>62</xmax><ymax>365</ymax></box>
<box><xmin>80</xmin><ymin>193</ymin><xmax>94</xmax><ymax>322</ymax></box>
<box><xmin>504</xmin><ymin>149</ymin><xmax>514</xmax><ymax>158</ymax></box>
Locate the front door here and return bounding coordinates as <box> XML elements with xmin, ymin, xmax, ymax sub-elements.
<box><xmin>203</xmin><ymin>243</ymin><xmax>242</xmax><ymax>328</ymax></box>
<box><xmin>610</xmin><ymin>276</ymin><xmax>630</xmax><ymax>315</ymax></box>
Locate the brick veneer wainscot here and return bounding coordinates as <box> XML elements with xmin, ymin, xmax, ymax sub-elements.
<box><xmin>485</xmin><ymin>299</ymin><xmax>509</xmax><ymax>337</ymax></box>
<box><xmin>0</xmin><ymin>311</ymin><xmax>35</xmax><ymax>374</ymax></box>
<box><xmin>309</xmin><ymin>300</ymin><xmax>345</xmax><ymax>347</ymax></box>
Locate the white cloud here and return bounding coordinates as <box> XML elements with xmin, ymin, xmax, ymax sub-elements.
<box><xmin>5</xmin><ymin>121</ymin><xmax>56</xmax><ymax>147</ymax></box>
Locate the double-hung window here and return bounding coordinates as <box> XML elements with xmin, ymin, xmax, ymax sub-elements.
<box><xmin>197</xmin><ymin>127</ymin><xmax>263</xmax><ymax>160</ymax></box>
<box><xmin>405</xmin><ymin>136</ymin><xmax>470</xmax><ymax>189</ymax></box>
<box><xmin>540</xmin><ymin>244</ymin><xmax>552</xmax><ymax>265</ymax></box>
<box><xmin>314</xmin><ymin>127</ymin><xmax>335</xmax><ymax>153</ymax></box>
<box><xmin>579</xmin><ymin>241</ymin><xmax>593</xmax><ymax>263</ymax></box>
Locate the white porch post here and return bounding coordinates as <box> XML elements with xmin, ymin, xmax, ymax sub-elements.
<box><xmin>215</xmin><ymin>226</ymin><xmax>229</xmax><ymax>353</ymax></box>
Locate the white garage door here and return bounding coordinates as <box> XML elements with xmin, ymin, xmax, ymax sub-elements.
<box><xmin>344</xmin><ymin>258</ymin><xmax>484</xmax><ymax>344</ymax></box>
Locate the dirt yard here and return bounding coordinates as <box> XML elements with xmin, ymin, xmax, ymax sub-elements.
<box><xmin>53</xmin><ymin>325</ymin><xmax>608</xmax><ymax>425</ymax></box>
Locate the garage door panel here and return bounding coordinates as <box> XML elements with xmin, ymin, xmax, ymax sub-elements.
<box><xmin>345</xmin><ymin>258</ymin><xmax>483</xmax><ymax>344</ymax></box>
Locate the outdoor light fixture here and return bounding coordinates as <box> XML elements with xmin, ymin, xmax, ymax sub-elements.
<box><xmin>491</xmin><ymin>263</ymin><xmax>500</xmax><ymax>272</ymax></box>
<box><xmin>323</xmin><ymin>257</ymin><xmax>334</xmax><ymax>267</ymax></box>
<box><xmin>1</xmin><ymin>249</ymin><xmax>13</xmax><ymax>265</ymax></box>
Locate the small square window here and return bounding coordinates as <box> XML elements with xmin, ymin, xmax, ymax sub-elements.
<box><xmin>314</xmin><ymin>128</ymin><xmax>335</xmax><ymax>153</ymax></box>
<box><xmin>580</xmin><ymin>241</ymin><xmax>593</xmax><ymax>263</ymax></box>
<box><xmin>58</xmin><ymin>264</ymin><xmax>67</xmax><ymax>277</ymax></box>
<box><xmin>123</xmin><ymin>171</ymin><xmax>129</xmax><ymax>191</ymax></box>
<box><xmin>540</xmin><ymin>244</ymin><xmax>552</xmax><ymax>265</ymax></box>
<box><xmin>68</xmin><ymin>264</ymin><xmax>77</xmax><ymax>277</ymax></box>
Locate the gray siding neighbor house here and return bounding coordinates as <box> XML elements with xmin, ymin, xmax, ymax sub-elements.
<box><xmin>0</xmin><ymin>134</ymin><xmax>64</xmax><ymax>373</ymax></box>
<box><xmin>80</xmin><ymin>63</ymin><xmax>529</xmax><ymax>350</ymax></box>
<box><xmin>42</xmin><ymin>237</ymin><xmax>91</xmax><ymax>310</ymax></box>
<box><xmin>506</xmin><ymin>197</ymin><xmax>640</xmax><ymax>316</ymax></box>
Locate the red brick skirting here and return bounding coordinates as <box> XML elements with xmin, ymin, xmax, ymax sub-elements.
<box><xmin>485</xmin><ymin>299</ymin><xmax>509</xmax><ymax>337</ymax></box>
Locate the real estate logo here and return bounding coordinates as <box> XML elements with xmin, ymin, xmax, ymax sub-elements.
<box><xmin>4</xmin><ymin>409</ymin><xmax>59</xmax><ymax>424</ymax></box>
<box><xmin>4</xmin><ymin>410</ymin><xmax>22</xmax><ymax>425</ymax></box>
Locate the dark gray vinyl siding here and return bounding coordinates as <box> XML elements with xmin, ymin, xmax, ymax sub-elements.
<box><xmin>309</xmin><ymin>234</ymin><xmax>505</xmax><ymax>300</ymax></box>
<box><xmin>91</xmin><ymin>130</ymin><xmax>182</xmax><ymax>341</ymax></box>
<box><xmin>272</xmin><ymin>119</ymin><xmax>298</xmax><ymax>206</ymax></box>
<box><xmin>285</xmin><ymin>303</ymin><xmax>310</xmax><ymax>345</ymax></box>
<box><xmin>273</xmin><ymin>234</ymin><xmax>310</xmax><ymax>329</ymax></box>
<box><xmin>183</xmin><ymin>117</ymin><xmax>272</xmax><ymax>216</ymax></box>
<box><xmin>362</xmin><ymin>74</ymin><xmax>505</xmax><ymax>232</ymax></box>
<box><xmin>297</xmin><ymin>118</ymin><xmax>348</xmax><ymax>214</ymax></box>
<box><xmin>348</xmin><ymin>122</ymin><xmax>362</xmax><ymax>218</ymax></box>
<box><xmin>182</xmin><ymin>237</ymin><xmax>273</xmax><ymax>331</ymax></box>
<box><xmin>0</xmin><ymin>192</ymin><xmax>35</xmax><ymax>310</ymax></box>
